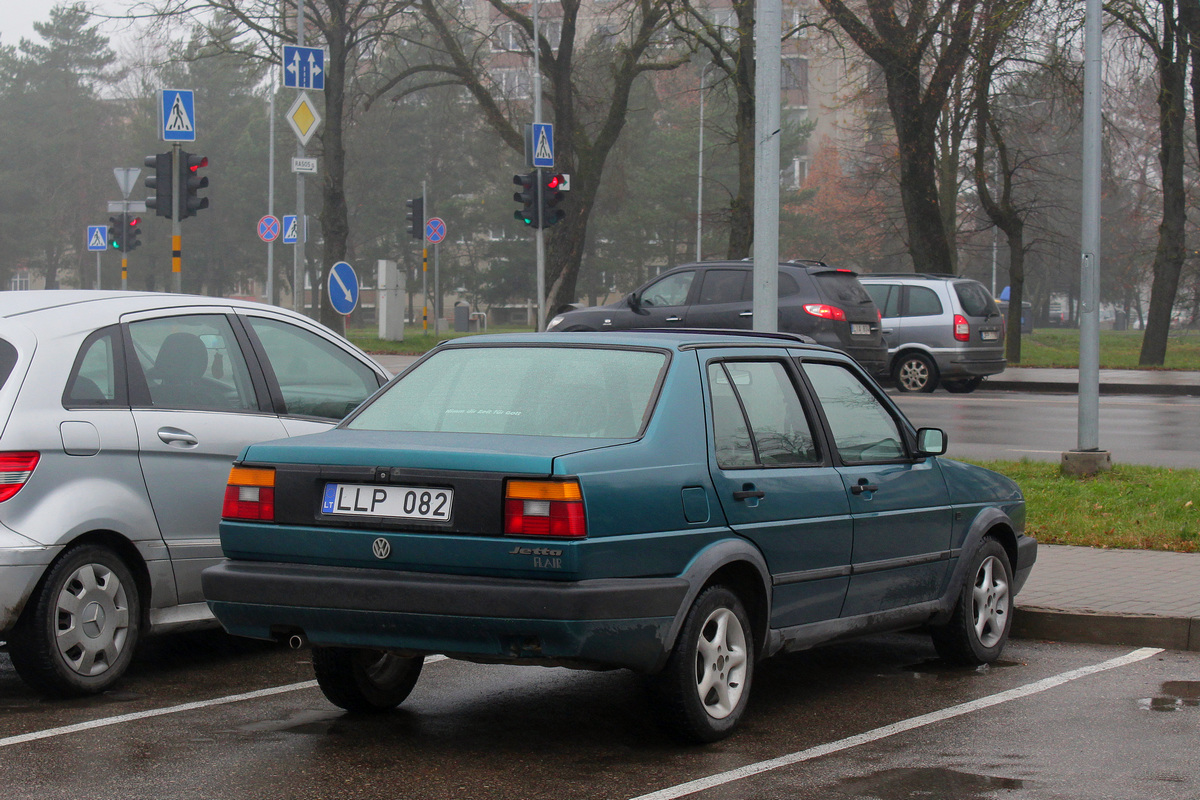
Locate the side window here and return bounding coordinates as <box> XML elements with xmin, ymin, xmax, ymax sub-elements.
<box><xmin>803</xmin><ymin>362</ymin><xmax>905</xmax><ymax>463</ymax></box>
<box><xmin>64</xmin><ymin>327</ymin><xmax>122</xmax><ymax>406</ymax></box>
<box><xmin>864</xmin><ymin>284</ymin><xmax>899</xmax><ymax>317</ymax></box>
<box><xmin>247</xmin><ymin>317</ymin><xmax>380</xmax><ymax>421</ymax></box>
<box><xmin>904</xmin><ymin>286</ymin><xmax>943</xmax><ymax>317</ymax></box>
<box><xmin>127</xmin><ymin>315</ymin><xmax>258</xmax><ymax>411</ymax></box>
<box><xmin>640</xmin><ymin>271</ymin><xmax>694</xmax><ymax>307</ymax></box>
<box><xmin>778</xmin><ymin>272</ymin><xmax>801</xmax><ymax>297</ymax></box>
<box><xmin>697</xmin><ymin>270</ymin><xmax>749</xmax><ymax>305</ymax></box>
<box><xmin>709</xmin><ymin>361</ymin><xmax>819</xmax><ymax>469</ymax></box>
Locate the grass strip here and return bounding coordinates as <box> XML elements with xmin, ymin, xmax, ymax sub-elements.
<box><xmin>967</xmin><ymin>460</ymin><xmax>1199</xmax><ymax>553</ymax></box>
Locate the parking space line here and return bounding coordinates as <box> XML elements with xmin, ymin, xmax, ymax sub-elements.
<box><xmin>631</xmin><ymin>647</ymin><xmax>1163</xmax><ymax>800</ymax></box>
<box><xmin>0</xmin><ymin>654</ymin><xmax>447</xmax><ymax>750</ymax></box>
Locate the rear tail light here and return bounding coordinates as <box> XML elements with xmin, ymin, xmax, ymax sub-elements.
<box><xmin>222</xmin><ymin>465</ymin><xmax>276</xmax><ymax>521</ymax></box>
<box><xmin>954</xmin><ymin>314</ymin><xmax>971</xmax><ymax>342</ymax></box>
<box><xmin>0</xmin><ymin>452</ymin><xmax>40</xmax><ymax>502</ymax></box>
<box><xmin>803</xmin><ymin>303</ymin><xmax>847</xmax><ymax>321</ymax></box>
<box><xmin>504</xmin><ymin>479</ymin><xmax>586</xmax><ymax>538</ymax></box>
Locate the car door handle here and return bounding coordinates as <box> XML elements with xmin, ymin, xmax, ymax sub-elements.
<box><xmin>739</xmin><ymin>311</ymin><xmax>753</xmax><ymax>317</ymax></box>
<box><xmin>157</xmin><ymin>427</ymin><xmax>199</xmax><ymax>448</ymax></box>
<box><xmin>666</xmin><ymin>315</ymin><xmax>683</xmax><ymax>322</ymax></box>
<box><xmin>850</xmin><ymin>482</ymin><xmax>879</xmax><ymax>495</ymax></box>
<box><xmin>882</xmin><ymin>328</ymin><xmax>894</xmax><ymax>335</ymax></box>
<box><xmin>733</xmin><ymin>489</ymin><xmax>766</xmax><ymax>501</ymax></box>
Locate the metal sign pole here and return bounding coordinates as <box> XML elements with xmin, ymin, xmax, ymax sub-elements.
<box><xmin>533</xmin><ymin>0</ymin><xmax>545</xmax><ymax>331</ymax></box>
<box><xmin>294</xmin><ymin>0</ymin><xmax>306</xmax><ymax>314</ymax></box>
<box><xmin>172</xmin><ymin>143</ymin><xmax>182</xmax><ymax>292</ymax></box>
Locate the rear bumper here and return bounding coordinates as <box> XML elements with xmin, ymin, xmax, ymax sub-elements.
<box><xmin>202</xmin><ymin>560</ymin><xmax>689</xmax><ymax>672</ymax></box>
<box><xmin>940</xmin><ymin>355</ymin><xmax>1006</xmax><ymax>378</ymax></box>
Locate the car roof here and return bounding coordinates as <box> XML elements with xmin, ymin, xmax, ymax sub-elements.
<box><xmin>0</xmin><ymin>290</ymin><xmax>281</xmax><ymax>320</ymax></box>
<box><xmin>858</xmin><ymin>273</ymin><xmax>975</xmax><ymax>283</ymax></box>
<box><xmin>669</xmin><ymin>259</ymin><xmax>857</xmax><ymax>276</ymax></box>
<box><xmin>435</xmin><ymin>329</ymin><xmax>845</xmax><ymax>356</ymax></box>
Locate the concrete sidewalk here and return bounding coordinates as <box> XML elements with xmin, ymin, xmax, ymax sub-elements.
<box><xmin>1014</xmin><ymin>544</ymin><xmax>1200</xmax><ymax>652</ymax></box>
<box><xmin>985</xmin><ymin>366</ymin><xmax>1200</xmax><ymax>395</ymax></box>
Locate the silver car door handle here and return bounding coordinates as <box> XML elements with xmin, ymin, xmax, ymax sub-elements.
<box><xmin>739</xmin><ymin>311</ymin><xmax>753</xmax><ymax>317</ymax></box>
<box><xmin>882</xmin><ymin>328</ymin><xmax>894</xmax><ymax>335</ymax></box>
<box><xmin>666</xmin><ymin>316</ymin><xmax>683</xmax><ymax>322</ymax></box>
<box><xmin>157</xmin><ymin>427</ymin><xmax>199</xmax><ymax>447</ymax></box>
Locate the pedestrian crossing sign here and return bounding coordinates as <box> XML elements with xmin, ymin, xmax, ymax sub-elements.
<box><xmin>86</xmin><ymin>225</ymin><xmax>106</xmax><ymax>252</ymax></box>
<box><xmin>161</xmin><ymin>89</ymin><xmax>196</xmax><ymax>142</ymax></box>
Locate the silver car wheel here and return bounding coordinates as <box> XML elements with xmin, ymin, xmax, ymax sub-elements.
<box><xmin>54</xmin><ymin>562</ymin><xmax>132</xmax><ymax>677</ymax></box>
<box><xmin>895</xmin><ymin>354</ymin><xmax>936</xmax><ymax>392</ymax></box>
<box><xmin>972</xmin><ymin>555</ymin><xmax>1010</xmax><ymax>649</ymax></box>
<box><xmin>693</xmin><ymin>607</ymin><xmax>749</xmax><ymax>720</ymax></box>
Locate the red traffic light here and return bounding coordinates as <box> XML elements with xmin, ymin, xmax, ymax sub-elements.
<box><xmin>127</xmin><ymin>216</ymin><xmax>141</xmax><ymax>227</ymax></box>
<box><xmin>187</xmin><ymin>156</ymin><xmax>208</xmax><ymax>173</ymax></box>
<box><xmin>545</xmin><ymin>173</ymin><xmax>563</xmax><ymax>190</ymax></box>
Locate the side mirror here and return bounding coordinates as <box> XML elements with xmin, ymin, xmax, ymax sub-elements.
<box><xmin>627</xmin><ymin>291</ymin><xmax>644</xmax><ymax>313</ymax></box>
<box><xmin>915</xmin><ymin>427</ymin><xmax>947</xmax><ymax>457</ymax></box>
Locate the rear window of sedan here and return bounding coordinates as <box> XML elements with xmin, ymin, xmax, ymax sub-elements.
<box><xmin>954</xmin><ymin>281</ymin><xmax>1000</xmax><ymax>318</ymax></box>
<box><xmin>812</xmin><ymin>271</ymin><xmax>873</xmax><ymax>305</ymax></box>
<box><xmin>346</xmin><ymin>346</ymin><xmax>667</xmax><ymax>439</ymax></box>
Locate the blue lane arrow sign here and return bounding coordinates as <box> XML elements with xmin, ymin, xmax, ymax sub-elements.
<box><xmin>86</xmin><ymin>225</ymin><xmax>107</xmax><ymax>252</ymax></box>
<box><xmin>327</xmin><ymin>261</ymin><xmax>359</xmax><ymax>315</ymax></box>
<box><xmin>283</xmin><ymin>45</ymin><xmax>325</xmax><ymax>90</ymax></box>
<box><xmin>161</xmin><ymin>89</ymin><xmax>196</xmax><ymax>142</ymax></box>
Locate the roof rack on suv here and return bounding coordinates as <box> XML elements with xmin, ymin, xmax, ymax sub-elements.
<box><xmin>864</xmin><ymin>272</ymin><xmax>960</xmax><ymax>280</ymax></box>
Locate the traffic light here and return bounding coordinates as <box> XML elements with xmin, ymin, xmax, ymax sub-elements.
<box><xmin>513</xmin><ymin>171</ymin><xmax>538</xmax><ymax>228</ymax></box>
<box><xmin>541</xmin><ymin>172</ymin><xmax>566</xmax><ymax>228</ymax></box>
<box><xmin>144</xmin><ymin>152</ymin><xmax>173</xmax><ymax>218</ymax></box>
<box><xmin>178</xmin><ymin>151</ymin><xmax>209</xmax><ymax>218</ymax></box>
<box><xmin>406</xmin><ymin>197</ymin><xmax>423</xmax><ymax>239</ymax></box>
<box><xmin>108</xmin><ymin>216</ymin><xmax>123</xmax><ymax>250</ymax></box>
<box><xmin>125</xmin><ymin>214</ymin><xmax>142</xmax><ymax>252</ymax></box>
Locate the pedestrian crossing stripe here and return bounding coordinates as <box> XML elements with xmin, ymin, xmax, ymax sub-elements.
<box><xmin>166</xmin><ymin>93</ymin><xmax>194</xmax><ymax>132</ymax></box>
<box><xmin>88</xmin><ymin>228</ymin><xmax>106</xmax><ymax>249</ymax></box>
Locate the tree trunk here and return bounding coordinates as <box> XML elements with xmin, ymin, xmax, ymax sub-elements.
<box><xmin>1139</xmin><ymin>0</ymin><xmax>1188</xmax><ymax>366</ymax></box>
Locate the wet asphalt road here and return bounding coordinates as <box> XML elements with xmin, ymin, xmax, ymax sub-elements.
<box><xmin>1</xmin><ymin>633</ymin><xmax>1196</xmax><ymax>799</ymax></box>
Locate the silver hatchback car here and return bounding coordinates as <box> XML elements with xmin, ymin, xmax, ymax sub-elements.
<box><xmin>0</xmin><ymin>291</ymin><xmax>388</xmax><ymax>696</ymax></box>
<box><xmin>858</xmin><ymin>274</ymin><xmax>1006</xmax><ymax>393</ymax></box>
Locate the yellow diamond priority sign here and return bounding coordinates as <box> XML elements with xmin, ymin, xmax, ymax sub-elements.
<box><xmin>286</xmin><ymin>92</ymin><xmax>322</xmax><ymax>147</ymax></box>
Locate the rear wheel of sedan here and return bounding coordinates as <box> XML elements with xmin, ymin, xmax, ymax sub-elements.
<box><xmin>652</xmin><ymin>586</ymin><xmax>754</xmax><ymax>743</ymax></box>
<box><xmin>312</xmin><ymin>646</ymin><xmax>423</xmax><ymax>712</ymax></box>
<box><xmin>931</xmin><ymin>537</ymin><xmax>1013</xmax><ymax>665</ymax></box>
<box><xmin>943</xmin><ymin>376</ymin><xmax>984</xmax><ymax>393</ymax></box>
<box><xmin>894</xmin><ymin>352</ymin><xmax>939</xmax><ymax>393</ymax></box>
<box><xmin>8</xmin><ymin>544</ymin><xmax>142</xmax><ymax>697</ymax></box>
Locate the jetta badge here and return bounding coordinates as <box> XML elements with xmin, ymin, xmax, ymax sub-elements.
<box><xmin>372</xmin><ymin>538</ymin><xmax>391</xmax><ymax>559</ymax></box>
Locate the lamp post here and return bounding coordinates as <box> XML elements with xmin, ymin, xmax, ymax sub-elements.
<box><xmin>697</xmin><ymin>63</ymin><xmax>714</xmax><ymax>262</ymax></box>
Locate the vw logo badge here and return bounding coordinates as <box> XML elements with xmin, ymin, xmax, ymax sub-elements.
<box><xmin>372</xmin><ymin>538</ymin><xmax>391</xmax><ymax>560</ymax></box>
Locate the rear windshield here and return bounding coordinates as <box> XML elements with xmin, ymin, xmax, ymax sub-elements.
<box><xmin>812</xmin><ymin>272</ymin><xmax>874</xmax><ymax>306</ymax></box>
<box><xmin>0</xmin><ymin>339</ymin><xmax>16</xmax><ymax>390</ymax></box>
<box><xmin>347</xmin><ymin>346</ymin><xmax>667</xmax><ymax>439</ymax></box>
<box><xmin>954</xmin><ymin>281</ymin><xmax>1000</xmax><ymax>317</ymax></box>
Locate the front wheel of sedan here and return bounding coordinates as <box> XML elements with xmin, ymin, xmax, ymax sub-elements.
<box><xmin>8</xmin><ymin>544</ymin><xmax>142</xmax><ymax>697</ymax></box>
<box><xmin>931</xmin><ymin>537</ymin><xmax>1013</xmax><ymax>665</ymax></box>
<box><xmin>651</xmin><ymin>586</ymin><xmax>754</xmax><ymax>743</ymax></box>
<box><xmin>894</xmin><ymin>352</ymin><xmax>939</xmax><ymax>393</ymax></box>
<box><xmin>312</xmin><ymin>646</ymin><xmax>423</xmax><ymax>713</ymax></box>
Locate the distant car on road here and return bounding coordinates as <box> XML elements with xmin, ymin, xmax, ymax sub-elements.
<box><xmin>859</xmin><ymin>274</ymin><xmax>1006</xmax><ymax>393</ymax></box>
<box><xmin>546</xmin><ymin>261</ymin><xmax>887</xmax><ymax>376</ymax></box>
<box><xmin>203</xmin><ymin>329</ymin><xmax>1034</xmax><ymax>742</ymax></box>
<box><xmin>0</xmin><ymin>291</ymin><xmax>388</xmax><ymax>697</ymax></box>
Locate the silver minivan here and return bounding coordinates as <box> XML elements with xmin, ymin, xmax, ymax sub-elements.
<box><xmin>0</xmin><ymin>292</ymin><xmax>388</xmax><ymax>696</ymax></box>
<box><xmin>858</xmin><ymin>274</ymin><xmax>1006</xmax><ymax>393</ymax></box>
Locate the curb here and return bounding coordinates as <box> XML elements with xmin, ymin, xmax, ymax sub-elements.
<box><xmin>984</xmin><ymin>379</ymin><xmax>1200</xmax><ymax>396</ymax></box>
<box><xmin>1013</xmin><ymin>607</ymin><xmax>1200</xmax><ymax>652</ymax></box>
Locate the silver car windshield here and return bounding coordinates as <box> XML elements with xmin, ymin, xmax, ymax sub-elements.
<box><xmin>347</xmin><ymin>346</ymin><xmax>667</xmax><ymax>438</ymax></box>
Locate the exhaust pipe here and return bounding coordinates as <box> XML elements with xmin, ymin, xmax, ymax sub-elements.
<box><xmin>288</xmin><ymin>634</ymin><xmax>308</xmax><ymax>650</ymax></box>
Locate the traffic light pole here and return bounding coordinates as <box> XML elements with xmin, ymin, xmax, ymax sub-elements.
<box><xmin>421</xmin><ymin>180</ymin><xmax>428</xmax><ymax>333</ymax></box>
<box><xmin>532</xmin><ymin>0</ymin><xmax>546</xmax><ymax>332</ymax></box>
<box><xmin>172</xmin><ymin>143</ymin><xmax>182</xmax><ymax>293</ymax></box>
<box><xmin>294</xmin><ymin>0</ymin><xmax>307</xmax><ymax>315</ymax></box>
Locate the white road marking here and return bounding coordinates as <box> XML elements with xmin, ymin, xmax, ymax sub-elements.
<box><xmin>0</xmin><ymin>654</ymin><xmax>447</xmax><ymax>749</ymax></box>
<box><xmin>631</xmin><ymin>647</ymin><xmax>1163</xmax><ymax>800</ymax></box>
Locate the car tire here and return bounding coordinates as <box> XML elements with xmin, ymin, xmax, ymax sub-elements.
<box><xmin>312</xmin><ymin>646</ymin><xmax>423</xmax><ymax>713</ymax></box>
<box><xmin>931</xmin><ymin>537</ymin><xmax>1013</xmax><ymax>666</ymax></box>
<box><xmin>943</xmin><ymin>376</ymin><xmax>983</xmax><ymax>393</ymax></box>
<box><xmin>651</xmin><ymin>585</ymin><xmax>754</xmax><ymax>743</ymax></box>
<box><xmin>8</xmin><ymin>544</ymin><xmax>142</xmax><ymax>697</ymax></box>
<box><xmin>894</xmin><ymin>352</ymin><xmax>939</xmax><ymax>393</ymax></box>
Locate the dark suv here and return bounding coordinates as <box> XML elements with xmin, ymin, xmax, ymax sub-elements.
<box><xmin>546</xmin><ymin>261</ymin><xmax>887</xmax><ymax>374</ymax></box>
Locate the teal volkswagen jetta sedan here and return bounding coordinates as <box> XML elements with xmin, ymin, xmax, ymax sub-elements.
<box><xmin>202</xmin><ymin>330</ymin><xmax>1034</xmax><ymax>742</ymax></box>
